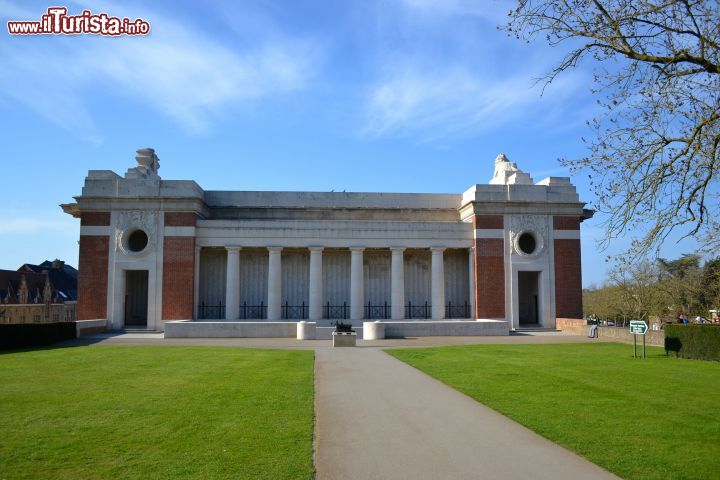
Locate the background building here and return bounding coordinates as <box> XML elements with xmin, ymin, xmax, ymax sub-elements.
<box><xmin>0</xmin><ymin>260</ymin><xmax>77</xmax><ymax>324</ymax></box>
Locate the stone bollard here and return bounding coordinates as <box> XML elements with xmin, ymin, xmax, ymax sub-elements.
<box><xmin>363</xmin><ymin>320</ymin><xmax>386</xmax><ymax>340</ymax></box>
<box><xmin>297</xmin><ymin>321</ymin><xmax>316</xmax><ymax>340</ymax></box>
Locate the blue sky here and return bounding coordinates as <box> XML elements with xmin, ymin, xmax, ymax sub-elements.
<box><xmin>0</xmin><ymin>0</ymin><xmax>699</xmax><ymax>286</ymax></box>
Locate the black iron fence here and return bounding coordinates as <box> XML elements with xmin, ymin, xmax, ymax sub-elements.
<box><xmin>365</xmin><ymin>301</ymin><xmax>391</xmax><ymax>319</ymax></box>
<box><xmin>239</xmin><ymin>302</ymin><xmax>266</xmax><ymax>320</ymax></box>
<box><xmin>281</xmin><ymin>302</ymin><xmax>308</xmax><ymax>320</ymax></box>
<box><xmin>446</xmin><ymin>301</ymin><xmax>470</xmax><ymax>319</ymax></box>
<box><xmin>198</xmin><ymin>302</ymin><xmax>224</xmax><ymax>320</ymax></box>
<box><xmin>406</xmin><ymin>301</ymin><xmax>431</xmax><ymax>319</ymax></box>
<box><xmin>324</xmin><ymin>302</ymin><xmax>349</xmax><ymax>320</ymax></box>
<box><xmin>199</xmin><ymin>300</ymin><xmax>471</xmax><ymax>320</ymax></box>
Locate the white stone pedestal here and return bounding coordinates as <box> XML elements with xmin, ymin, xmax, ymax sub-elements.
<box><xmin>332</xmin><ymin>331</ymin><xmax>357</xmax><ymax>347</ymax></box>
<box><xmin>297</xmin><ymin>321</ymin><xmax>317</xmax><ymax>340</ymax></box>
<box><xmin>363</xmin><ymin>321</ymin><xmax>386</xmax><ymax>340</ymax></box>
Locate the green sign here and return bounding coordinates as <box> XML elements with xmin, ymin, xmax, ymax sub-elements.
<box><xmin>629</xmin><ymin>320</ymin><xmax>649</xmax><ymax>335</ymax></box>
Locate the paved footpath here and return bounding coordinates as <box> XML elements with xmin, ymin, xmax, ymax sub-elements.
<box><xmin>315</xmin><ymin>348</ymin><xmax>618</xmax><ymax>480</ymax></box>
<box><xmin>71</xmin><ymin>332</ymin><xmax>618</xmax><ymax>478</ymax></box>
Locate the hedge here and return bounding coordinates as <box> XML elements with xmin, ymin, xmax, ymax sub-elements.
<box><xmin>664</xmin><ymin>324</ymin><xmax>720</xmax><ymax>361</ymax></box>
<box><xmin>0</xmin><ymin>322</ymin><xmax>76</xmax><ymax>350</ymax></box>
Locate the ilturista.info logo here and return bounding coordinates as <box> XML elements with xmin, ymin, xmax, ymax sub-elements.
<box><xmin>7</xmin><ymin>7</ymin><xmax>150</xmax><ymax>36</ymax></box>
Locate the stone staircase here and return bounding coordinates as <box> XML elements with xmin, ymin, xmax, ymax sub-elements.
<box><xmin>513</xmin><ymin>323</ymin><xmax>561</xmax><ymax>333</ymax></box>
<box><xmin>121</xmin><ymin>328</ymin><xmax>159</xmax><ymax>334</ymax></box>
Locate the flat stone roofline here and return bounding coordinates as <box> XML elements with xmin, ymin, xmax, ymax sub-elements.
<box><xmin>82</xmin><ymin>171</ymin><xmax>204</xmax><ymax>199</ymax></box>
<box><xmin>77</xmin><ymin>169</ymin><xmax>583</xmax><ymax>211</ymax></box>
<box><xmin>204</xmin><ymin>191</ymin><xmax>463</xmax><ymax>210</ymax></box>
<box><xmin>462</xmin><ymin>181</ymin><xmax>580</xmax><ymax>205</ymax></box>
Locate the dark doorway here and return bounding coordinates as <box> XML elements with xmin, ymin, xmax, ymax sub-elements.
<box><xmin>518</xmin><ymin>271</ymin><xmax>540</xmax><ymax>325</ymax></box>
<box><xmin>125</xmin><ymin>270</ymin><xmax>148</xmax><ymax>327</ymax></box>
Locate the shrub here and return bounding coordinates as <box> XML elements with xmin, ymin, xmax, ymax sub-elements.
<box><xmin>0</xmin><ymin>322</ymin><xmax>76</xmax><ymax>349</ymax></box>
<box><xmin>664</xmin><ymin>324</ymin><xmax>720</xmax><ymax>361</ymax></box>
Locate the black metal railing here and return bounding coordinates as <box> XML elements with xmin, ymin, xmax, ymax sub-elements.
<box><xmin>365</xmin><ymin>301</ymin><xmax>391</xmax><ymax>319</ymax></box>
<box><xmin>446</xmin><ymin>301</ymin><xmax>470</xmax><ymax>319</ymax></box>
<box><xmin>198</xmin><ymin>301</ymin><xmax>224</xmax><ymax>319</ymax></box>
<box><xmin>239</xmin><ymin>302</ymin><xmax>266</xmax><ymax>320</ymax></box>
<box><xmin>198</xmin><ymin>300</ymin><xmax>471</xmax><ymax>320</ymax></box>
<box><xmin>281</xmin><ymin>302</ymin><xmax>308</xmax><ymax>320</ymax></box>
<box><xmin>406</xmin><ymin>301</ymin><xmax>431</xmax><ymax>319</ymax></box>
<box><xmin>323</xmin><ymin>302</ymin><xmax>349</xmax><ymax>320</ymax></box>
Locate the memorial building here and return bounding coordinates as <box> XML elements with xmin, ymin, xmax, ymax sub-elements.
<box><xmin>62</xmin><ymin>149</ymin><xmax>591</xmax><ymax>338</ymax></box>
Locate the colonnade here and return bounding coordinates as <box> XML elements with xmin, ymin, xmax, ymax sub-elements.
<box><xmin>214</xmin><ymin>246</ymin><xmax>463</xmax><ymax>321</ymax></box>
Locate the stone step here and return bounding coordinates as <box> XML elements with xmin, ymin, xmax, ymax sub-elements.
<box><xmin>513</xmin><ymin>327</ymin><xmax>561</xmax><ymax>332</ymax></box>
<box><xmin>122</xmin><ymin>328</ymin><xmax>158</xmax><ymax>334</ymax></box>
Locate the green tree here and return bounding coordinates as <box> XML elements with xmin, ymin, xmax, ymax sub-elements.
<box><xmin>506</xmin><ymin>1</ymin><xmax>720</xmax><ymax>256</ymax></box>
<box><xmin>700</xmin><ymin>257</ymin><xmax>720</xmax><ymax>308</ymax></box>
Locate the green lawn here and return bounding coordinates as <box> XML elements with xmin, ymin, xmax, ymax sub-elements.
<box><xmin>0</xmin><ymin>346</ymin><xmax>314</xmax><ymax>480</ymax></box>
<box><xmin>389</xmin><ymin>343</ymin><xmax>720</xmax><ymax>480</ymax></box>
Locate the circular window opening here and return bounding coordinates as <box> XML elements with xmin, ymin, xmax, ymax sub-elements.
<box><xmin>127</xmin><ymin>229</ymin><xmax>148</xmax><ymax>252</ymax></box>
<box><xmin>518</xmin><ymin>232</ymin><xmax>536</xmax><ymax>255</ymax></box>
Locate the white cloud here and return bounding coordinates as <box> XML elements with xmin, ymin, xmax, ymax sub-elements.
<box><xmin>0</xmin><ymin>2</ymin><xmax>321</xmax><ymax>139</ymax></box>
<box><xmin>363</xmin><ymin>65</ymin><xmax>583</xmax><ymax>141</ymax></box>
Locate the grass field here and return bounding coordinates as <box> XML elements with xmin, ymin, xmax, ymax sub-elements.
<box><xmin>389</xmin><ymin>343</ymin><xmax>720</xmax><ymax>480</ymax></box>
<box><xmin>0</xmin><ymin>346</ymin><xmax>315</xmax><ymax>480</ymax></box>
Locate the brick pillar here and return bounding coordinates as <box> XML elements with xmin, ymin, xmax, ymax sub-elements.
<box><xmin>77</xmin><ymin>212</ymin><xmax>110</xmax><ymax>320</ymax></box>
<box><xmin>473</xmin><ymin>215</ymin><xmax>505</xmax><ymax>319</ymax></box>
<box><xmin>553</xmin><ymin>216</ymin><xmax>583</xmax><ymax>319</ymax></box>
<box><xmin>162</xmin><ymin>212</ymin><xmax>197</xmax><ymax>320</ymax></box>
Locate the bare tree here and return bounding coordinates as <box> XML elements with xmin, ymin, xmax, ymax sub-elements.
<box><xmin>608</xmin><ymin>258</ymin><xmax>664</xmax><ymax>320</ymax></box>
<box><xmin>656</xmin><ymin>254</ymin><xmax>704</xmax><ymax>315</ymax></box>
<box><xmin>506</xmin><ymin>0</ymin><xmax>720</xmax><ymax>257</ymax></box>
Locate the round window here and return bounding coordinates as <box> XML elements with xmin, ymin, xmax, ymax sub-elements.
<box><xmin>518</xmin><ymin>232</ymin><xmax>536</xmax><ymax>255</ymax></box>
<box><xmin>127</xmin><ymin>229</ymin><xmax>148</xmax><ymax>252</ymax></box>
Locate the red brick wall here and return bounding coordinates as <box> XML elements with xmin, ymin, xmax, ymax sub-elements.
<box><xmin>473</xmin><ymin>215</ymin><xmax>503</xmax><ymax>229</ymax></box>
<box><xmin>162</xmin><ymin>236</ymin><xmax>195</xmax><ymax>320</ymax></box>
<box><xmin>77</xmin><ymin>235</ymin><xmax>109</xmax><ymax>320</ymax></box>
<box><xmin>553</xmin><ymin>216</ymin><xmax>580</xmax><ymax>230</ymax></box>
<box><xmin>164</xmin><ymin>212</ymin><xmax>197</xmax><ymax>227</ymax></box>
<box><xmin>554</xmin><ymin>239</ymin><xmax>583</xmax><ymax>319</ymax></box>
<box><xmin>80</xmin><ymin>212</ymin><xmax>110</xmax><ymax>226</ymax></box>
<box><xmin>474</xmin><ymin>239</ymin><xmax>505</xmax><ymax>318</ymax></box>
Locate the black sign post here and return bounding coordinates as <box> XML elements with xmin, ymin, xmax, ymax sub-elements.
<box><xmin>629</xmin><ymin>320</ymin><xmax>649</xmax><ymax>359</ymax></box>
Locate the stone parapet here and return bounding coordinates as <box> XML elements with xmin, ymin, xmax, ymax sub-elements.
<box><xmin>164</xmin><ymin>320</ymin><xmax>298</xmax><ymax>338</ymax></box>
<box><xmin>380</xmin><ymin>320</ymin><xmax>509</xmax><ymax>338</ymax></box>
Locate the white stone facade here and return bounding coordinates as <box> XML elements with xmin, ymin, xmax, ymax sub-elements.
<box><xmin>64</xmin><ymin>150</ymin><xmax>590</xmax><ymax>335</ymax></box>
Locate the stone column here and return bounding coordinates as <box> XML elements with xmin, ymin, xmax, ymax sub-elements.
<box><xmin>391</xmin><ymin>247</ymin><xmax>405</xmax><ymax>319</ymax></box>
<box><xmin>431</xmin><ymin>247</ymin><xmax>446</xmax><ymax>319</ymax></box>
<box><xmin>225</xmin><ymin>247</ymin><xmax>241</xmax><ymax>320</ymax></box>
<box><xmin>193</xmin><ymin>245</ymin><xmax>201</xmax><ymax>320</ymax></box>
<box><xmin>309</xmin><ymin>247</ymin><xmax>323</xmax><ymax>320</ymax></box>
<box><xmin>267</xmin><ymin>247</ymin><xmax>283</xmax><ymax>320</ymax></box>
<box><xmin>350</xmin><ymin>247</ymin><xmax>365</xmax><ymax>321</ymax></box>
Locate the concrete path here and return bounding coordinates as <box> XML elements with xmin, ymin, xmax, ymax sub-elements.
<box><xmin>314</xmin><ymin>348</ymin><xmax>618</xmax><ymax>480</ymax></box>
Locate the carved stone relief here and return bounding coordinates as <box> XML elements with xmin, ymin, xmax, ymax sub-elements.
<box><xmin>115</xmin><ymin>210</ymin><xmax>159</xmax><ymax>257</ymax></box>
<box><xmin>508</xmin><ymin>214</ymin><xmax>548</xmax><ymax>257</ymax></box>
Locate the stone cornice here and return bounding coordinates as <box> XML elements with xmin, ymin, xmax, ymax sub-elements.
<box><xmin>74</xmin><ymin>196</ymin><xmax>210</xmax><ymax>218</ymax></box>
